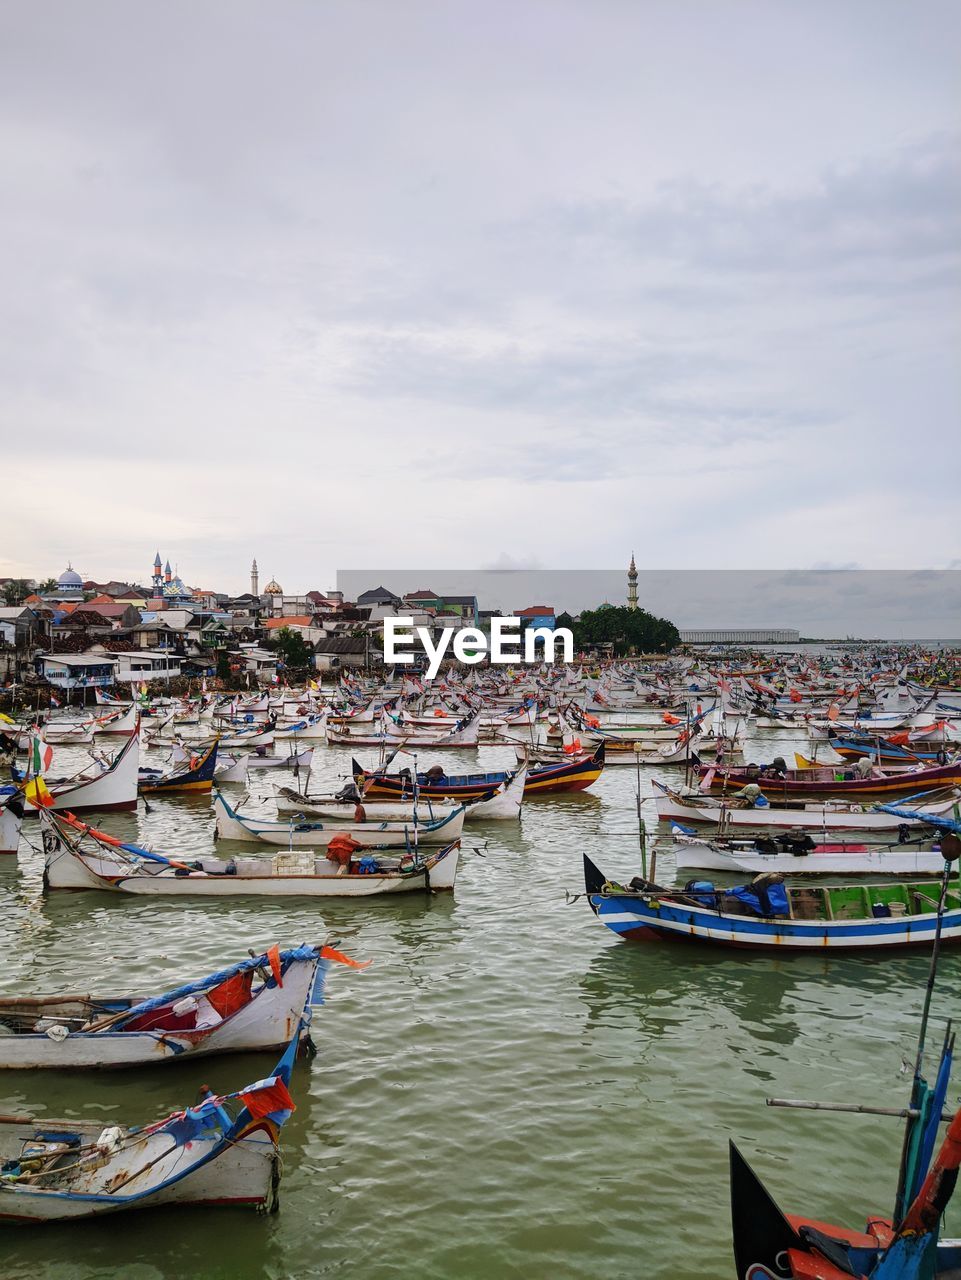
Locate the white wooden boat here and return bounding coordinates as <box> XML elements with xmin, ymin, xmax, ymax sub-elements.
<box><xmin>214</xmin><ymin>790</ymin><xmax>465</xmax><ymax>846</ymax></box>
<box><xmin>0</xmin><ymin>788</ymin><xmax>24</xmax><ymax>855</ymax></box>
<box><xmin>93</xmin><ymin>702</ymin><xmax>140</xmax><ymax>735</ymax></box>
<box><xmin>273</xmin><ymin>765</ymin><xmax>527</xmax><ymax>823</ymax></box>
<box><xmin>671</xmin><ymin>831</ymin><xmax>949</xmax><ymax>876</ymax></box>
<box><xmin>22</xmin><ymin>732</ymin><xmax>140</xmax><ymax>814</ymax></box>
<box><xmin>272</xmin><ymin>714</ymin><xmax>328</xmax><ymax>740</ymax></box>
<box><xmin>244</xmin><ymin>747</ymin><xmax>314</xmax><ymax>771</ymax></box>
<box><xmin>652</xmin><ymin>780</ymin><xmax>961</xmax><ymax>833</ymax></box>
<box><xmin>0</xmin><ymin>945</ymin><xmax>323</xmax><ymax>1069</ymax></box>
<box><xmin>41</xmin><ymin>811</ymin><xmax>460</xmax><ymax>896</ymax></box>
<box><xmin>214</xmin><ymin>753</ymin><xmax>249</xmax><ymax>784</ymax></box>
<box><xmin>328</xmin><ymin>712</ymin><xmax>481</xmax><ymax>749</ymax></box>
<box><xmin>41</xmin><ymin>722</ymin><xmax>95</xmax><ymax>746</ymax></box>
<box><xmin>0</xmin><ymin>1035</ymin><xmax>302</xmax><ymax>1220</ymax></box>
<box><xmin>219</xmin><ymin>727</ymin><xmax>275</xmax><ymax>749</ymax></box>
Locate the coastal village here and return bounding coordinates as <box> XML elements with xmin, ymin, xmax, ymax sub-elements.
<box><xmin>0</xmin><ymin>553</ymin><xmax>809</xmax><ymax>700</ymax></box>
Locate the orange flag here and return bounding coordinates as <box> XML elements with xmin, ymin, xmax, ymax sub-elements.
<box><xmin>320</xmin><ymin>945</ymin><xmax>373</xmax><ymax>970</ymax></box>
<box><xmin>266</xmin><ymin>944</ymin><xmax>284</xmax><ymax>988</ymax></box>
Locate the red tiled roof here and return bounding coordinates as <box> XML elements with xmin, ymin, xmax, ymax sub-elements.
<box><xmin>516</xmin><ymin>605</ymin><xmax>554</xmax><ymax>616</ymax></box>
<box><xmin>262</xmin><ymin>615</ymin><xmax>313</xmax><ymax>629</ymax></box>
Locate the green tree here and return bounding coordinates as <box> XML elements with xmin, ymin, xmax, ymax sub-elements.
<box><xmin>2</xmin><ymin>579</ymin><xmax>31</xmax><ymax>606</ymax></box>
<box><xmin>572</xmin><ymin>605</ymin><xmax>679</xmax><ymax>655</ymax></box>
<box><xmin>273</xmin><ymin>627</ymin><xmax>313</xmax><ymax>669</ymax></box>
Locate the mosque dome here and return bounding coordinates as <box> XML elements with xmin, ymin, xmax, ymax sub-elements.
<box><xmin>264</xmin><ymin>578</ymin><xmax>283</xmax><ymax>595</ymax></box>
<box><xmin>57</xmin><ymin>565</ymin><xmax>83</xmax><ymax>590</ymax></box>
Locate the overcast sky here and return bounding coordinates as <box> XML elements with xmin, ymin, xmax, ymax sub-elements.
<box><xmin>2</xmin><ymin>1</ymin><xmax>959</xmax><ymax>596</ymax></box>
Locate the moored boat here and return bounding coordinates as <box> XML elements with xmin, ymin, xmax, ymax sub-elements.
<box><xmin>213</xmin><ymin>789</ymin><xmax>466</xmax><ymax>846</ymax></box>
<box><xmin>697</xmin><ymin>759</ymin><xmax>961</xmax><ymax>799</ymax></box>
<box><xmin>0</xmin><ymin>944</ymin><xmax>345</xmax><ymax>1069</ymax></box>
<box><xmin>582</xmin><ymin>853</ymin><xmax>961</xmax><ymax>951</ymax></box>
<box><xmin>671</xmin><ymin>831</ymin><xmax>949</xmax><ymax>876</ymax></box>
<box><xmin>0</xmin><ymin>1034</ymin><xmax>304</xmax><ymax>1221</ymax></box>
<box><xmin>41</xmin><ymin>810</ymin><xmax>461</xmax><ymax>896</ymax></box>
<box><xmin>139</xmin><ymin>737</ymin><xmax>219</xmax><ymax>793</ymax></box>
<box><xmin>0</xmin><ymin>789</ymin><xmax>24</xmax><ymax>855</ymax></box>
<box><xmin>652</xmin><ymin>779</ymin><xmax>961</xmax><ymax>833</ymax></box>
<box><xmin>355</xmin><ymin>742</ymin><xmax>603</xmax><ymax>800</ymax></box>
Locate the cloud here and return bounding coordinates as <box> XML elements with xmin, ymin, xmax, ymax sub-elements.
<box><xmin>0</xmin><ymin>2</ymin><xmax>958</xmax><ymax>595</ymax></box>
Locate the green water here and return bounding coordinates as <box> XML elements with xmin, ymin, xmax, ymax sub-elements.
<box><xmin>2</xmin><ymin>735</ymin><xmax>956</xmax><ymax>1279</ymax></box>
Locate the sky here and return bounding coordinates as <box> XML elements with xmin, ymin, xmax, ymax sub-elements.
<box><xmin>2</xmin><ymin>1</ymin><xmax>959</xmax><ymax>599</ymax></box>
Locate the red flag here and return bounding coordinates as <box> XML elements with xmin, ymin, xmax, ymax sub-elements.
<box><xmin>239</xmin><ymin>1075</ymin><xmax>296</xmax><ymax>1121</ymax></box>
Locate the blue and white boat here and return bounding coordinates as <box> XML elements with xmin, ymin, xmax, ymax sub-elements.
<box><xmin>0</xmin><ymin>1030</ymin><xmax>303</xmax><ymax>1221</ymax></box>
<box><xmin>582</xmin><ymin>855</ymin><xmax>961</xmax><ymax>952</ymax></box>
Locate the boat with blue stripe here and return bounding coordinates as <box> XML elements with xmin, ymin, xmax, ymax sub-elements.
<box><xmin>582</xmin><ymin>855</ymin><xmax>961</xmax><ymax>952</ymax></box>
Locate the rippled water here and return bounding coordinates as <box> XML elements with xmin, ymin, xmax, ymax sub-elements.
<box><xmin>2</xmin><ymin>731</ymin><xmax>958</xmax><ymax>1279</ymax></box>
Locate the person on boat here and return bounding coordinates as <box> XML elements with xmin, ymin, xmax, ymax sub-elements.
<box><xmin>353</xmin><ymin>801</ymin><xmax>367</xmax><ymax>822</ymax></box>
<box><xmin>734</xmin><ymin>781</ymin><xmax>768</xmax><ymax>807</ymax></box>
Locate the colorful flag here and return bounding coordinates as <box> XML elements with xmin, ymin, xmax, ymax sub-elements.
<box><xmin>31</xmin><ymin>735</ymin><xmax>53</xmax><ymax>774</ymax></box>
<box><xmin>23</xmin><ymin>776</ymin><xmax>54</xmax><ymax>808</ymax></box>
<box><xmin>238</xmin><ymin>1074</ymin><xmax>296</xmax><ymax>1123</ymax></box>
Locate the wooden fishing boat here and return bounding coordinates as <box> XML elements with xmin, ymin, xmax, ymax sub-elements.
<box><xmin>20</xmin><ymin>731</ymin><xmax>140</xmax><ymax>814</ymax></box>
<box><xmin>652</xmin><ymin>780</ymin><xmax>961</xmax><ymax>833</ymax></box>
<box><xmin>802</xmin><ymin>738</ymin><xmax>953</xmax><ymax>765</ymax></box>
<box><xmin>276</xmin><ymin>765</ymin><xmax>527</xmax><ymax>823</ymax></box>
<box><xmin>214</xmin><ymin>753</ymin><xmax>248</xmax><ymax>784</ymax></box>
<box><xmin>0</xmin><ymin>788</ymin><xmax>24</xmax><ymax>855</ymax></box>
<box><xmin>92</xmin><ymin>702</ymin><xmax>140</xmax><ymax>735</ymax></box>
<box><xmin>697</xmin><ymin>759</ymin><xmax>961</xmax><ymax>799</ymax></box>
<box><xmin>243</xmin><ymin>747</ymin><xmax>314</xmax><ymax>771</ymax></box>
<box><xmin>139</xmin><ymin>738</ymin><xmax>219</xmax><ymax>793</ymax></box>
<box><xmin>41</xmin><ymin>722</ymin><xmax>94</xmax><ymax>746</ymax></box>
<box><xmin>731</xmin><ymin>831</ymin><xmax>961</xmax><ymax>1278</ymax></box>
<box><xmin>0</xmin><ymin>1034</ymin><xmax>303</xmax><ymax>1220</ymax></box>
<box><xmin>328</xmin><ymin>713</ymin><xmax>481</xmax><ymax>749</ymax></box>
<box><xmin>41</xmin><ymin>811</ymin><xmax>460</xmax><ymax>896</ymax></box>
<box><xmin>0</xmin><ymin>945</ymin><xmax>330</xmax><ymax>1069</ymax></box>
<box><xmin>671</xmin><ymin>831</ymin><xmax>949</xmax><ymax>876</ymax></box>
<box><xmin>213</xmin><ymin>790</ymin><xmax>466</xmax><ymax>846</ymax></box>
<box><xmin>582</xmin><ymin>854</ymin><xmax>961</xmax><ymax>951</ymax></box>
<box><xmin>355</xmin><ymin>742</ymin><xmax>604</xmax><ymax>800</ymax></box>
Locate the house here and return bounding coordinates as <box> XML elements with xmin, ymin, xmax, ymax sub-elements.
<box><xmin>516</xmin><ymin>605</ymin><xmax>556</xmax><ymax>629</ymax></box>
<box><xmin>357</xmin><ymin>585</ymin><xmax>403</xmax><ymax>608</ymax></box>
<box><xmin>50</xmin><ymin>609</ymin><xmax>116</xmax><ymax>640</ymax></box>
<box><xmin>112</xmin><ymin>651</ymin><xmax>184</xmax><ymax>683</ymax></box>
<box><xmin>436</xmin><ymin>595</ymin><xmax>478</xmax><ymax>625</ymax></box>
<box><xmin>0</xmin><ymin>606</ymin><xmax>45</xmax><ymax>647</ymax></box>
<box><xmin>238</xmin><ymin>646</ymin><xmax>279</xmax><ymax>680</ymax></box>
<box><xmin>37</xmin><ymin>654</ymin><xmax>119</xmax><ymax>689</ymax></box>
<box><xmin>313</xmin><ymin>635</ymin><xmax>368</xmax><ymax>670</ymax></box>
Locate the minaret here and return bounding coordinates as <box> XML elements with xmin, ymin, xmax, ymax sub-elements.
<box><xmin>627</xmin><ymin>552</ymin><xmax>638</xmax><ymax>610</ymax></box>
<box><xmin>251</xmin><ymin>558</ymin><xmax>259</xmax><ymax>597</ymax></box>
<box><xmin>152</xmin><ymin>552</ymin><xmax>162</xmax><ymax>598</ymax></box>
<box><xmin>164</xmin><ymin>560</ymin><xmax>172</xmax><ymax>584</ymax></box>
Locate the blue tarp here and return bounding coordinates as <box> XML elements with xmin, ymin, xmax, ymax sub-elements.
<box><xmin>111</xmin><ymin>945</ymin><xmax>319</xmax><ymax>1026</ymax></box>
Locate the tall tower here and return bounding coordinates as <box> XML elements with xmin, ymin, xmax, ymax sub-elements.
<box><xmin>627</xmin><ymin>552</ymin><xmax>638</xmax><ymax>611</ymax></box>
<box><xmin>251</xmin><ymin>558</ymin><xmax>259</xmax><ymax>596</ymax></box>
<box><xmin>164</xmin><ymin>560</ymin><xmax>172</xmax><ymax>584</ymax></box>
<box><xmin>152</xmin><ymin>552</ymin><xmax>162</xmax><ymax>598</ymax></box>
